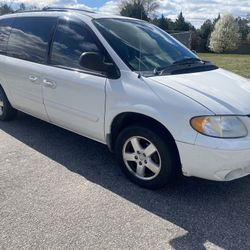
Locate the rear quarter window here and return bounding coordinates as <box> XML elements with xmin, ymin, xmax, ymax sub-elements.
<box><xmin>0</xmin><ymin>18</ymin><xmax>14</xmax><ymax>55</ymax></box>
<box><xmin>7</xmin><ymin>16</ymin><xmax>57</xmax><ymax>64</ymax></box>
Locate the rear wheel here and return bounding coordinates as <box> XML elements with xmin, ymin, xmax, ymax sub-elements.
<box><xmin>0</xmin><ymin>87</ymin><xmax>17</xmax><ymax>121</ymax></box>
<box><xmin>116</xmin><ymin>125</ymin><xmax>180</xmax><ymax>189</ymax></box>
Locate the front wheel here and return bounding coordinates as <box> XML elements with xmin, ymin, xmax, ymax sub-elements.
<box><xmin>116</xmin><ymin>125</ymin><xmax>180</xmax><ymax>189</ymax></box>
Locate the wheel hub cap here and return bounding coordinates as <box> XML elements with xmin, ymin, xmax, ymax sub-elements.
<box><xmin>138</xmin><ymin>154</ymin><xmax>146</xmax><ymax>161</ymax></box>
<box><xmin>122</xmin><ymin>136</ymin><xmax>161</xmax><ymax>181</ymax></box>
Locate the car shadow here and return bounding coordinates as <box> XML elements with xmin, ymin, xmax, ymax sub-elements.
<box><xmin>0</xmin><ymin>112</ymin><xmax>250</xmax><ymax>250</ymax></box>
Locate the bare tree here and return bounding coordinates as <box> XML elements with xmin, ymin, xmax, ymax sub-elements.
<box><xmin>119</xmin><ymin>0</ymin><xmax>159</xmax><ymax>20</ymax></box>
<box><xmin>209</xmin><ymin>13</ymin><xmax>241</xmax><ymax>53</ymax></box>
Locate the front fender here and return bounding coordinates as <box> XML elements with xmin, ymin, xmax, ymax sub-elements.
<box><xmin>105</xmin><ymin>71</ymin><xmax>211</xmax><ymax>144</ymax></box>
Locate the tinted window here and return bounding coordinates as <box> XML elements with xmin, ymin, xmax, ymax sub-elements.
<box><xmin>50</xmin><ymin>19</ymin><xmax>100</xmax><ymax>70</ymax></box>
<box><xmin>7</xmin><ymin>17</ymin><xmax>57</xmax><ymax>64</ymax></box>
<box><xmin>0</xmin><ymin>18</ymin><xmax>14</xmax><ymax>55</ymax></box>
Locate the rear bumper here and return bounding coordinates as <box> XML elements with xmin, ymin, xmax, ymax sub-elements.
<box><xmin>177</xmin><ymin>141</ymin><xmax>250</xmax><ymax>181</ymax></box>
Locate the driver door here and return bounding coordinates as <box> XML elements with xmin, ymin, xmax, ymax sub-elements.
<box><xmin>42</xmin><ymin>17</ymin><xmax>107</xmax><ymax>142</ymax></box>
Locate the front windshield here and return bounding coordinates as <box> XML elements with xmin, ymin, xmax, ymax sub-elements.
<box><xmin>94</xmin><ymin>18</ymin><xmax>199</xmax><ymax>74</ymax></box>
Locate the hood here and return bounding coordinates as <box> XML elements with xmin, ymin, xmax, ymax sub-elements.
<box><xmin>150</xmin><ymin>68</ymin><xmax>250</xmax><ymax>115</ymax></box>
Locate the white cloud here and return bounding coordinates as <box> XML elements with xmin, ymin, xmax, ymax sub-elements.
<box><xmin>4</xmin><ymin>0</ymin><xmax>77</xmax><ymax>8</ymax></box>
<box><xmin>99</xmin><ymin>1</ymin><xmax>119</xmax><ymax>14</ymax></box>
<box><xmin>157</xmin><ymin>0</ymin><xmax>250</xmax><ymax>27</ymax></box>
<box><xmin>5</xmin><ymin>0</ymin><xmax>250</xmax><ymax>27</ymax></box>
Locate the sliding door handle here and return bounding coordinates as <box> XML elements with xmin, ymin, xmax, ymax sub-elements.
<box><xmin>29</xmin><ymin>75</ymin><xmax>39</xmax><ymax>83</ymax></box>
<box><xmin>43</xmin><ymin>79</ymin><xmax>57</xmax><ymax>89</ymax></box>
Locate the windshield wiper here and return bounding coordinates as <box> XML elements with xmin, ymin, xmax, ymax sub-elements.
<box><xmin>153</xmin><ymin>58</ymin><xmax>203</xmax><ymax>75</ymax></box>
<box><xmin>153</xmin><ymin>59</ymin><xmax>215</xmax><ymax>76</ymax></box>
<box><xmin>173</xmin><ymin>58</ymin><xmax>203</xmax><ymax>65</ymax></box>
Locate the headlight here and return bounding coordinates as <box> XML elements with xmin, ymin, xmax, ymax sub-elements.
<box><xmin>190</xmin><ymin>116</ymin><xmax>248</xmax><ymax>138</ymax></box>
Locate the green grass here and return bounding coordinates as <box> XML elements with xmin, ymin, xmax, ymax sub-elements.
<box><xmin>198</xmin><ymin>53</ymin><xmax>250</xmax><ymax>79</ymax></box>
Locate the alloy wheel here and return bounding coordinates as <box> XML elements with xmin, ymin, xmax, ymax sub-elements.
<box><xmin>122</xmin><ymin>136</ymin><xmax>162</xmax><ymax>181</ymax></box>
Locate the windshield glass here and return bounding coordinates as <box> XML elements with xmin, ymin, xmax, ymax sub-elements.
<box><xmin>94</xmin><ymin>18</ymin><xmax>199</xmax><ymax>75</ymax></box>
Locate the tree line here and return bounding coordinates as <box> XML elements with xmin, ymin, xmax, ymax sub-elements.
<box><xmin>119</xmin><ymin>0</ymin><xmax>250</xmax><ymax>53</ymax></box>
<box><xmin>1</xmin><ymin>0</ymin><xmax>250</xmax><ymax>53</ymax></box>
<box><xmin>0</xmin><ymin>2</ymin><xmax>37</xmax><ymax>15</ymax></box>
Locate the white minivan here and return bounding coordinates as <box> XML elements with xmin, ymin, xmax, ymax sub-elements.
<box><xmin>0</xmin><ymin>8</ymin><xmax>250</xmax><ymax>189</ymax></box>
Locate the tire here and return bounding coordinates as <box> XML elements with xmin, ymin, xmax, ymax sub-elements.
<box><xmin>0</xmin><ymin>87</ymin><xmax>17</xmax><ymax>121</ymax></box>
<box><xmin>116</xmin><ymin>125</ymin><xmax>180</xmax><ymax>189</ymax></box>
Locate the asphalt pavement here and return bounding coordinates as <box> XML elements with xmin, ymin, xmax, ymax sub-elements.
<box><xmin>0</xmin><ymin>112</ymin><xmax>250</xmax><ymax>250</ymax></box>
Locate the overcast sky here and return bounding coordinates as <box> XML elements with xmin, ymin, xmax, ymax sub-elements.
<box><xmin>7</xmin><ymin>0</ymin><xmax>250</xmax><ymax>27</ymax></box>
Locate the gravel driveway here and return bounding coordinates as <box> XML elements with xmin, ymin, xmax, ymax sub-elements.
<box><xmin>0</xmin><ymin>113</ymin><xmax>250</xmax><ymax>250</ymax></box>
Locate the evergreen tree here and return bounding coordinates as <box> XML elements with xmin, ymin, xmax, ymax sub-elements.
<box><xmin>199</xmin><ymin>19</ymin><xmax>213</xmax><ymax>39</ymax></box>
<box><xmin>19</xmin><ymin>3</ymin><xmax>26</xmax><ymax>11</ymax></box>
<box><xmin>175</xmin><ymin>12</ymin><xmax>190</xmax><ymax>31</ymax></box>
<box><xmin>0</xmin><ymin>3</ymin><xmax>13</xmax><ymax>15</ymax></box>
<box><xmin>158</xmin><ymin>14</ymin><xmax>169</xmax><ymax>30</ymax></box>
<box><xmin>236</xmin><ymin>17</ymin><xmax>250</xmax><ymax>41</ymax></box>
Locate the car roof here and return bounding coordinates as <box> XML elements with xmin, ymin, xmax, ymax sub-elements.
<box><xmin>0</xmin><ymin>8</ymin><xmax>138</xmax><ymax>22</ymax></box>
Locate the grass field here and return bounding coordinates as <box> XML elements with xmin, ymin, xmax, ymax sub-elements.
<box><xmin>198</xmin><ymin>53</ymin><xmax>250</xmax><ymax>79</ymax></box>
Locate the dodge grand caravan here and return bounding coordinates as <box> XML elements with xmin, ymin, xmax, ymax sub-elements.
<box><xmin>0</xmin><ymin>8</ymin><xmax>250</xmax><ymax>189</ymax></box>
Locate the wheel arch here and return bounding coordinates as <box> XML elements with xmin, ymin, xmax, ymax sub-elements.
<box><xmin>107</xmin><ymin>112</ymin><xmax>180</xmax><ymax>163</ymax></box>
<box><xmin>0</xmin><ymin>82</ymin><xmax>7</xmax><ymax>95</ymax></box>
<box><xmin>0</xmin><ymin>80</ymin><xmax>16</xmax><ymax>108</ymax></box>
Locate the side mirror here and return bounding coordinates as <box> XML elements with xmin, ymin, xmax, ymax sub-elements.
<box><xmin>79</xmin><ymin>52</ymin><xmax>117</xmax><ymax>78</ymax></box>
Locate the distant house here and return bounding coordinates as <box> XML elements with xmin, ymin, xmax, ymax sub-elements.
<box><xmin>230</xmin><ymin>41</ymin><xmax>250</xmax><ymax>54</ymax></box>
<box><xmin>168</xmin><ymin>31</ymin><xmax>192</xmax><ymax>49</ymax></box>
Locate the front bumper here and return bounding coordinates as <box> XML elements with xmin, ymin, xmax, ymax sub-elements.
<box><xmin>177</xmin><ymin>141</ymin><xmax>250</xmax><ymax>181</ymax></box>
